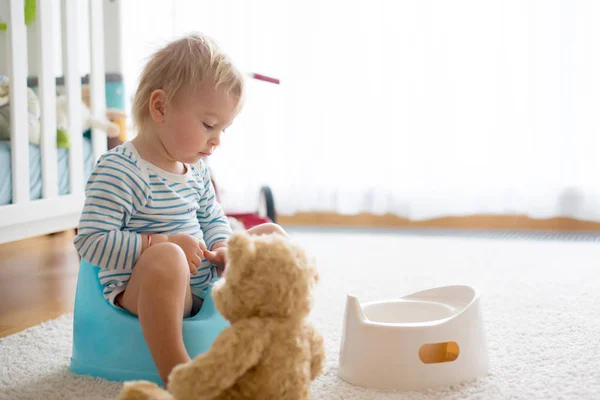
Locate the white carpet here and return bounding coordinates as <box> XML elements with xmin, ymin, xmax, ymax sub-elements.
<box><xmin>1</xmin><ymin>230</ymin><xmax>599</xmax><ymax>399</ymax></box>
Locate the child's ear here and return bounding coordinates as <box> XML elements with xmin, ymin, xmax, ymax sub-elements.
<box><xmin>149</xmin><ymin>89</ymin><xmax>166</xmax><ymax>123</ymax></box>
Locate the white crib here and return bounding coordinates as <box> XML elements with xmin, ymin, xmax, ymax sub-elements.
<box><xmin>0</xmin><ymin>0</ymin><xmax>122</xmax><ymax>244</ymax></box>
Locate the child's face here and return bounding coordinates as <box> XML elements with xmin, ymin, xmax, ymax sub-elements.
<box><xmin>157</xmin><ymin>82</ymin><xmax>239</xmax><ymax>164</ymax></box>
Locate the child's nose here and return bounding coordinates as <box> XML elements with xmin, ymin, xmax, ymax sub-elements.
<box><xmin>208</xmin><ymin>134</ymin><xmax>220</xmax><ymax>147</ymax></box>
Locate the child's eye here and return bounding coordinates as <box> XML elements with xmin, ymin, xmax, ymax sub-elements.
<box><xmin>203</xmin><ymin>122</ymin><xmax>214</xmax><ymax>130</ymax></box>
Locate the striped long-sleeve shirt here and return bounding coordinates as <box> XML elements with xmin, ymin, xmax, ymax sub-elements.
<box><xmin>73</xmin><ymin>141</ymin><xmax>232</xmax><ymax>305</ymax></box>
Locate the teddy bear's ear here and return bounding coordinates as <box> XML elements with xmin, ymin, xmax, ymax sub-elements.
<box><xmin>227</xmin><ymin>231</ymin><xmax>255</xmax><ymax>262</ymax></box>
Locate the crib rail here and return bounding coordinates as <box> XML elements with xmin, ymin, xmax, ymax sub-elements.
<box><xmin>62</xmin><ymin>0</ymin><xmax>83</xmax><ymax>195</ymax></box>
<box><xmin>7</xmin><ymin>0</ymin><xmax>29</xmax><ymax>204</ymax></box>
<box><xmin>0</xmin><ymin>0</ymin><xmax>108</xmax><ymax>244</ymax></box>
<box><xmin>89</xmin><ymin>0</ymin><xmax>108</xmax><ymax>161</ymax></box>
<box><xmin>37</xmin><ymin>0</ymin><xmax>58</xmax><ymax>198</ymax></box>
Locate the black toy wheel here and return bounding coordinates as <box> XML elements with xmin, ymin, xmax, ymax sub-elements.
<box><xmin>258</xmin><ymin>185</ymin><xmax>277</xmax><ymax>223</ymax></box>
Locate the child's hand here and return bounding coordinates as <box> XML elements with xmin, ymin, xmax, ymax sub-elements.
<box><xmin>167</xmin><ymin>233</ymin><xmax>203</xmax><ymax>274</ymax></box>
<box><xmin>203</xmin><ymin>246</ymin><xmax>227</xmax><ymax>268</ymax></box>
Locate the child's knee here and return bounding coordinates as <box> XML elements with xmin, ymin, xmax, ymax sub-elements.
<box><xmin>137</xmin><ymin>243</ymin><xmax>189</xmax><ymax>284</ymax></box>
<box><xmin>249</xmin><ymin>222</ymin><xmax>288</xmax><ymax>237</ymax></box>
<box><xmin>267</xmin><ymin>223</ymin><xmax>288</xmax><ymax>237</ymax></box>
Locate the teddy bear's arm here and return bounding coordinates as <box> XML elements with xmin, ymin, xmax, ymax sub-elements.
<box><xmin>307</xmin><ymin>323</ymin><xmax>326</xmax><ymax>380</ymax></box>
<box><xmin>168</xmin><ymin>318</ymin><xmax>268</xmax><ymax>400</ymax></box>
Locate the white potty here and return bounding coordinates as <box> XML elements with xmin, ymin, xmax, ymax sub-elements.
<box><xmin>338</xmin><ymin>285</ymin><xmax>489</xmax><ymax>391</ymax></box>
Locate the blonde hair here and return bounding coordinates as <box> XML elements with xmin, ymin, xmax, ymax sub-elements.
<box><xmin>132</xmin><ymin>33</ymin><xmax>244</xmax><ymax>129</ymax></box>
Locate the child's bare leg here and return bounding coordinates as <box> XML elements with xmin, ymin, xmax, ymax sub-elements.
<box><xmin>247</xmin><ymin>222</ymin><xmax>288</xmax><ymax>237</ymax></box>
<box><xmin>116</xmin><ymin>242</ymin><xmax>194</xmax><ymax>385</ymax></box>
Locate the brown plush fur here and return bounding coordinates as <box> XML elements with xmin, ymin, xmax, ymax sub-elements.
<box><xmin>117</xmin><ymin>232</ymin><xmax>325</xmax><ymax>400</ymax></box>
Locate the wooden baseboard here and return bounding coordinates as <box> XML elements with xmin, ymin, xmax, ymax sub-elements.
<box><xmin>278</xmin><ymin>212</ymin><xmax>600</xmax><ymax>231</ymax></box>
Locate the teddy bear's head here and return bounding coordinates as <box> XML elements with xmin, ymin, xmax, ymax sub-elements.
<box><xmin>212</xmin><ymin>232</ymin><xmax>318</xmax><ymax>323</ymax></box>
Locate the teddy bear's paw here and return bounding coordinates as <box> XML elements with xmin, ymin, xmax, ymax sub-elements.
<box><xmin>116</xmin><ymin>381</ymin><xmax>174</xmax><ymax>400</ymax></box>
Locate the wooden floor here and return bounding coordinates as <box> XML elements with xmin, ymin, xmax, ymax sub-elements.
<box><xmin>0</xmin><ymin>231</ymin><xmax>80</xmax><ymax>338</ymax></box>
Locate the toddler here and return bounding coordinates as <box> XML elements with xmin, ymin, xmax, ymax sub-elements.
<box><xmin>74</xmin><ymin>33</ymin><xmax>286</xmax><ymax>385</ymax></box>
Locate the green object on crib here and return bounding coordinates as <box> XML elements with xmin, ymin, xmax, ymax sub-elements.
<box><xmin>0</xmin><ymin>0</ymin><xmax>36</xmax><ymax>31</ymax></box>
<box><xmin>57</xmin><ymin>129</ymin><xmax>71</xmax><ymax>149</ymax></box>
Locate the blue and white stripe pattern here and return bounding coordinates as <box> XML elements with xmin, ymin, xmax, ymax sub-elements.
<box><xmin>74</xmin><ymin>142</ymin><xmax>232</xmax><ymax>304</ymax></box>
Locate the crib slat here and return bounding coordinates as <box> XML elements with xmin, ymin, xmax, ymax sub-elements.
<box><xmin>89</xmin><ymin>0</ymin><xmax>107</xmax><ymax>161</ymax></box>
<box><xmin>36</xmin><ymin>0</ymin><xmax>58</xmax><ymax>199</ymax></box>
<box><xmin>8</xmin><ymin>0</ymin><xmax>30</xmax><ymax>204</ymax></box>
<box><xmin>62</xmin><ymin>0</ymin><xmax>83</xmax><ymax>194</ymax></box>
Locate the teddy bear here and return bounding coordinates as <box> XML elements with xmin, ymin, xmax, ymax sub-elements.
<box><xmin>0</xmin><ymin>75</ymin><xmax>123</xmax><ymax>149</ymax></box>
<box><xmin>55</xmin><ymin>94</ymin><xmax>122</xmax><ymax>142</ymax></box>
<box><xmin>0</xmin><ymin>75</ymin><xmax>41</xmax><ymax>145</ymax></box>
<box><xmin>117</xmin><ymin>231</ymin><xmax>325</xmax><ymax>400</ymax></box>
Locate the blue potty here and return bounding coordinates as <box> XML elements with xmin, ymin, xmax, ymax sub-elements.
<box><xmin>70</xmin><ymin>260</ymin><xmax>229</xmax><ymax>385</ymax></box>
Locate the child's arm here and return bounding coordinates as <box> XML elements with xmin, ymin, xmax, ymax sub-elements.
<box><xmin>73</xmin><ymin>152</ymin><xmax>150</xmax><ymax>302</ymax></box>
<box><xmin>196</xmin><ymin>162</ymin><xmax>232</xmax><ymax>252</ymax></box>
